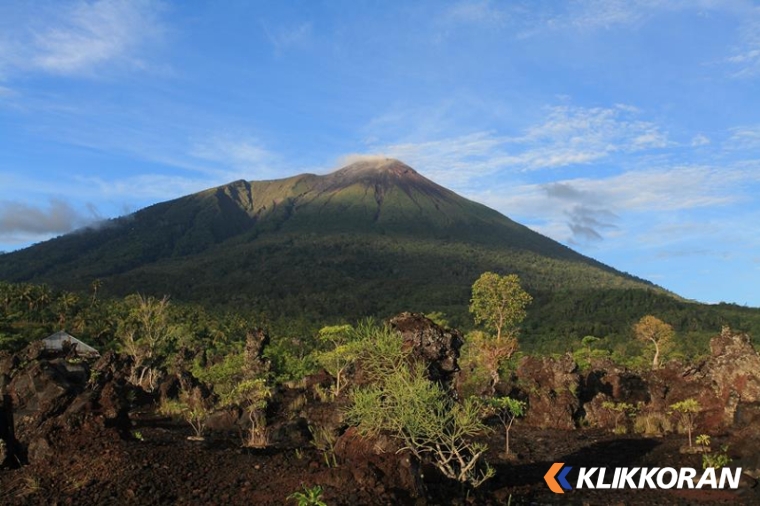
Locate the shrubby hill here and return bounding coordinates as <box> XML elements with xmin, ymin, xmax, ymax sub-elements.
<box><xmin>0</xmin><ymin>158</ymin><xmax>753</xmax><ymax>346</ymax></box>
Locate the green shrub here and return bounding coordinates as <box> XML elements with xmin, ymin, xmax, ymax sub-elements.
<box><xmin>346</xmin><ymin>324</ymin><xmax>494</xmax><ymax>488</ymax></box>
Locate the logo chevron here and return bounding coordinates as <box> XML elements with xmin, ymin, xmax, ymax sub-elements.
<box><xmin>544</xmin><ymin>462</ymin><xmax>573</xmax><ymax>493</ymax></box>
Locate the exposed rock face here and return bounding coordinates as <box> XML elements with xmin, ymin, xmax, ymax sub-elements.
<box><xmin>515</xmin><ymin>354</ymin><xmax>580</xmax><ymax>430</ymax></box>
<box><xmin>662</xmin><ymin>327</ymin><xmax>760</xmax><ymax>431</ymax></box>
<box><xmin>0</xmin><ymin>345</ymin><xmax>132</xmax><ymax>465</ymax></box>
<box><xmin>388</xmin><ymin>312</ymin><xmax>463</xmax><ymax>389</ymax></box>
<box><xmin>575</xmin><ymin>328</ymin><xmax>760</xmax><ymax>433</ymax></box>
<box><xmin>333</xmin><ymin>427</ymin><xmax>425</xmax><ymax>498</ymax></box>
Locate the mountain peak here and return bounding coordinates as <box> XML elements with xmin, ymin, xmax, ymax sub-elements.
<box><xmin>335</xmin><ymin>157</ymin><xmax>417</xmax><ymax>177</ymax></box>
<box><xmin>324</xmin><ymin>157</ymin><xmax>437</xmax><ymax>194</ymax></box>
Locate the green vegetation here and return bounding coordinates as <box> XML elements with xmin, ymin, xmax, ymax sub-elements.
<box><xmin>467</xmin><ymin>273</ymin><xmax>531</xmax><ymax>394</ymax></box>
<box><xmin>159</xmin><ymin>385</ymin><xmax>214</xmax><ymax>439</ymax></box>
<box><xmin>287</xmin><ymin>484</ymin><xmax>327</xmax><ymax>506</ymax></box>
<box><xmin>345</xmin><ymin>323</ymin><xmax>494</xmax><ymax>488</ymax></box>
<box><xmin>697</xmin><ymin>435</ymin><xmax>732</xmax><ymax>470</ymax></box>
<box><xmin>633</xmin><ymin>315</ymin><xmax>674</xmax><ymax>369</ymax></box>
<box><xmin>669</xmin><ymin>399</ymin><xmax>701</xmax><ymax>448</ymax></box>
<box><xmin>312</xmin><ymin>324</ymin><xmax>363</xmax><ymax>397</ymax></box>
<box><xmin>480</xmin><ymin>397</ymin><xmax>526</xmax><ymax>456</ymax></box>
<box><xmin>602</xmin><ymin>401</ymin><xmax>638</xmax><ymax>434</ymax></box>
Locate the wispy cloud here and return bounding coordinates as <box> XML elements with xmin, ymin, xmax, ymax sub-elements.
<box><xmin>691</xmin><ymin>134</ymin><xmax>711</xmax><ymax>147</ymax></box>
<box><xmin>563</xmin><ymin>0</ymin><xmax>653</xmax><ymax>30</ymax></box>
<box><xmin>726</xmin><ymin>9</ymin><xmax>760</xmax><ymax>78</ymax></box>
<box><xmin>0</xmin><ymin>0</ymin><xmax>165</xmax><ymax>78</ymax></box>
<box><xmin>475</xmin><ymin>164</ymin><xmax>747</xmax><ymax>245</ymax></box>
<box><xmin>262</xmin><ymin>21</ymin><xmax>313</xmax><ymax>55</ymax></box>
<box><xmin>0</xmin><ymin>198</ymin><xmax>100</xmax><ymax>236</ymax></box>
<box><xmin>725</xmin><ymin>125</ymin><xmax>760</xmax><ymax>150</ymax></box>
<box><xmin>369</xmin><ymin>104</ymin><xmax>670</xmax><ymax>186</ymax></box>
<box><xmin>441</xmin><ymin>0</ymin><xmax>509</xmax><ymax>26</ymax></box>
<box><xmin>74</xmin><ymin>173</ymin><xmax>221</xmax><ymax>203</ymax></box>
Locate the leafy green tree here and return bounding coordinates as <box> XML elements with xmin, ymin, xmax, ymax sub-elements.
<box><xmin>633</xmin><ymin>315</ymin><xmax>674</xmax><ymax>369</ymax></box>
<box><xmin>470</xmin><ymin>272</ymin><xmax>532</xmax><ymax>341</ymax></box>
<box><xmin>468</xmin><ymin>273</ymin><xmax>532</xmax><ymax>393</ymax></box>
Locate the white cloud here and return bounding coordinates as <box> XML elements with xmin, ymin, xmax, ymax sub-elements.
<box><xmin>262</xmin><ymin>22</ymin><xmax>313</xmax><ymax>55</ymax></box>
<box><xmin>0</xmin><ymin>0</ymin><xmax>164</xmax><ymax>77</ymax></box>
<box><xmin>691</xmin><ymin>134</ymin><xmax>711</xmax><ymax>146</ymax></box>
<box><xmin>466</xmin><ymin>164</ymin><xmax>748</xmax><ymax>245</ymax></box>
<box><xmin>367</xmin><ymin>104</ymin><xmax>671</xmax><ymax>187</ymax></box>
<box><xmin>725</xmin><ymin>125</ymin><xmax>760</xmax><ymax>150</ymax></box>
<box><xmin>726</xmin><ymin>9</ymin><xmax>760</xmax><ymax>78</ymax></box>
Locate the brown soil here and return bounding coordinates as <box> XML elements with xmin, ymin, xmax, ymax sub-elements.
<box><xmin>1</xmin><ymin>417</ymin><xmax>756</xmax><ymax>506</ymax></box>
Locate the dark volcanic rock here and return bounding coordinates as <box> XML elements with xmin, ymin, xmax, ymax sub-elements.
<box><xmin>657</xmin><ymin>327</ymin><xmax>760</xmax><ymax>432</ymax></box>
<box><xmin>516</xmin><ymin>353</ymin><xmax>580</xmax><ymax>430</ymax></box>
<box><xmin>334</xmin><ymin>426</ymin><xmax>425</xmax><ymax>498</ymax></box>
<box><xmin>388</xmin><ymin>312</ymin><xmax>463</xmax><ymax>389</ymax></box>
<box><xmin>0</xmin><ymin>345</ymin><xmax>133</xmax><ymax>464</ymax></box>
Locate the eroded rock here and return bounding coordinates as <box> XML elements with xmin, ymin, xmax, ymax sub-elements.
<box><xmin>516</xmin><ymin>353</ymin><xmax>580</xmax><ymax>430</ymax></box>
<box><xmin>388</xmin><ymin>312</ymin><xmax>463</xmax><ymax>389</ymax></box>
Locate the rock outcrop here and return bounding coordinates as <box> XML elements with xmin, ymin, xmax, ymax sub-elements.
<box><xmin>388</xmin><ymin>312</ymin><xmax>463</xmax><ymax>389</ymax></box>
<box><xmin>0</xmin><ymin>345</ymin><xmax>132</xmax><ymax>465</ymax></box>
<box><xmin>515</xmin><ymin>353</ymin><xmax>580</xmax><ymax>430</ymax></box>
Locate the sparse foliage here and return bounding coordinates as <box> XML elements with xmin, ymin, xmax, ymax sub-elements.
<box><xmin>697</xmin><ymin>434</ymin><xmax>732</xmax><ymax>469</ymax></box>
<box><xmin>601</xmin><ymin>401</ymin><xmax>638</xmax><ymax>434</ymax></box>
<box><xmin>346</xmin><ymin>324</ymin><xmax>494</xmax><ymax>488</ymax></box>
<box><xmin>117</xmin><ymin>294</ymin><xmax>175</xmax><ymax>391</ymax></box>
<box><xmin>160</xmin><ymin>382</ymin><xmax>215</xmax><ymax>439</ymax></box>
<box><xmin>669</xmin><ymin>398</ymin><xmax>700</xmax><ymax>448</ymax></box>
<box><xmin>480</xmin><ymin>396</ymin><xmax>526</xmax><ymax>456</ymax></box>
<box><xmin>312</xmin><ymin>324</ymin><xmax>362</xmax><ymax>397</ymax></box>
<box><xmin>633</xmin><ymin>315</ymin><xmax>674</xmax><ymax>369</ymax></box>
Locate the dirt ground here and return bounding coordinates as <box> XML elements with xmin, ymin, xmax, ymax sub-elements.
<box><xmin>1</xmin><ymin>416</ymin><xmax>756</xmax><ymax>506</ymax></box>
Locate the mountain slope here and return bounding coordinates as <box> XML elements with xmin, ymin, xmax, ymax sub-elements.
<box><xmin>0</xmin><ymin>158</ymin><xmax>664</xmax><ymax>327</ymax></box>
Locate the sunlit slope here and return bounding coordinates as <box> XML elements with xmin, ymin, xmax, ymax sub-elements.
<box><xmin>0</xmin><ymin>159</ymin><xmax>663</xmax><ymax>322</ymax></box>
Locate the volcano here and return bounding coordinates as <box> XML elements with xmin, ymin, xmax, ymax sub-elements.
<box><xmin>0</xmin><ymin>158</ymin><xmax>661</xmax><ymax>327</ymax></box>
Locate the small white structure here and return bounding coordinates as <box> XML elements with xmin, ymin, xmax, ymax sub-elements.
<box><xmin>42</xmin><ymin>331</ymin><xmax>100</xmax><ymax>358</ymax></box>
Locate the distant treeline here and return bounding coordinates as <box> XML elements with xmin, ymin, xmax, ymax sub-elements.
<box><xmin>2</xmin><ymin>280</ymin><xmax>759</xmax><ymax>376</ymax></box>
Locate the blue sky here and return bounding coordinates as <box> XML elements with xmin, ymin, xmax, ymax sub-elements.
<box><xmin>1</xmin><ymin>0</ymin><xmax>759</xmax><ymax>306</ymax></box>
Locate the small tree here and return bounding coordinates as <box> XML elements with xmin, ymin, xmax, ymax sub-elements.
<box><xmin>481</xmin><ymin>397</ymin><xmax>526</xmax><ymax>456</ymax></box>
<box><xmin>469</xmin><ymin>273</ymin><xmax>531</xmax><ymax>394</ymax></box>
<box><xmin>470</xmin><ymin>272</ymin><xmax>532</xmax><ymax>342</ymax></box>
<box><xmin>226</xmin><ymin>378</ymin><xmax>271</xmax><ymax>447</ymax></box>
<box><xmin>669</xmin><ymin>398</ymin><xmax>700</xmax><ymax>448</ymax></box>
<box><xmin>117</xmin><ymin>294</ymin><xmax>175</xmax><ymax>391</ymax></box>
<box><xmin>633</xmin><ymin>315</ymin><xmax>674</xmax><ymax>369</ymax></box>
<box><xmin>160</xmin><ymin>383</ymin><xmax>215</xmax><ymax>439</ymax></box>
<box><xmin>313</xmin><ymin>324</ymin><xmax>362</xmax><ymax>397</ymax></box>
<box><xmin>601</xmin><ymin>401</ymin><xmax>638</xmax><ymax>434</ymax></box>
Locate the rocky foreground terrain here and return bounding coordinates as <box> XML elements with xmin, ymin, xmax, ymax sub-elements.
<box><xmin>2</xmin><ymin>319</ymin><xmax>760</xmax><ymax>505</ymax></box>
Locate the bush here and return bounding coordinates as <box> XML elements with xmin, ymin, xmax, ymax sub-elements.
<box><xmin>346</xmin><ymin>324</ymin><xmax>494</xmax><ymax>488</ymax></box>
